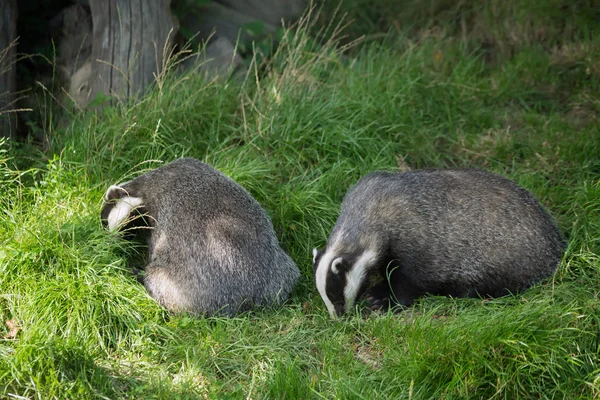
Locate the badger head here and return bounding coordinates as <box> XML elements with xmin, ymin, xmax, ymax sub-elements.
<box><xmin>313</xmin><ymin>247</ymin><xmax>377</xmax><ymax>318</ymax></box>
<box><xmin>100</xmin><ymin>184</ymin><xmax>147</xmax><ymax>232</ymax></box>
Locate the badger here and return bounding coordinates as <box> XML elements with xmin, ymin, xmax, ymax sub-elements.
<box><xmin>101</xmin><ymin>158</ymin><xmax>300</xmax><ymax>316</ymax></box>
<box><xmin>313</xmin><ymin>169</ymin><xmax>566</xmax><ymax>318</ymax></box>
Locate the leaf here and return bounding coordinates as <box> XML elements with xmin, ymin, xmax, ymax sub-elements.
<box><xmin>4</xmin><ymin>319</ymin><xmax>21</xmax><ymax>339</ymax></box>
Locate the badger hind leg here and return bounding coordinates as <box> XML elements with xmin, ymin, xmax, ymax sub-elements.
<box><xmin>142</xmin><ymin>262</ymin><xmax>195</xmax><ymax>314</ymax></box>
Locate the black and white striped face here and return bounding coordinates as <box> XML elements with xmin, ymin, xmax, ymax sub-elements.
<box><xmin>100</xmin><ymin>184</ymin><xmax>145</xmax><ymax>231</ymax></box>
<box><xmin>313</xmin><ymin>247</ymin><xmax>377</xmax><ymax>318</ymax></box>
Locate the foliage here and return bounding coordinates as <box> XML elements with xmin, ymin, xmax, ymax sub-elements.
<box><xmin>1</xmin><ymin>2</ymin><xmax>599</xmax><ymax>398</ymax></box>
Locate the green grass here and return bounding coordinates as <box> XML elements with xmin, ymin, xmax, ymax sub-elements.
<box><xmin>1</xmin><ymin>3</ymin><xmax>599</xmax><ymax>398</ymax></box>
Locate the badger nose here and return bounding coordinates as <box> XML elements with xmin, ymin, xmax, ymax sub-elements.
<box><xmin>332</xmin><ymin>304</ymin><xmax>346</xmax><ymax>318</ymax></box>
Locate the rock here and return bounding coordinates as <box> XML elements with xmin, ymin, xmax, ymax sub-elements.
<box><xmin>68</xmin><ymin>61</ymin><xmax>92</xmax><ymax>109</ymax></box>
<box><xmin>180</xmin><ymin>36</ymin><xmax>245</xmax><ymax>79</ymax></box>
<box><xmin>177</xmin><ymin>0</ymin><xmax>306</xmax><ymax>47</ymax></box>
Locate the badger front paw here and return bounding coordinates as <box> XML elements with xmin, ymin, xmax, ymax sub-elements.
<box><xmin>363</xmin><ymin>282</ymin><xmax>392</xmax><ymax>311</ymax></box>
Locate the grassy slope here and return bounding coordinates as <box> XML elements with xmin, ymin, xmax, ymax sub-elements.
<box><xmin>1</xmin><ymin>3</ymin><xmax>600</xmax><ymax>399</ymax></box>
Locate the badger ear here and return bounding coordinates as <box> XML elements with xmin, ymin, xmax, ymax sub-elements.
<box><xmin>104</xmin><ymin>185</ymin><xmax>128</xmax><ymax>201</ymax></box>
<box><xmin>331</xmin><ymin>257</ymin><xmax>346</xmax><ymax>274</ymax></box>
<box><xmin>312</xmin><ymin>248</ymin><xmax>320</xmax><ymax>264</ymax></box>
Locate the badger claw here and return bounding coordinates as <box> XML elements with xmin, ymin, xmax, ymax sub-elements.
<box><xmin>363</xmin><ymin>283</ymin><xmax>392</xmax><ymax>311</ymax></box>
<box><xmin>366</xmin><ymin>296</ymin><xmax>389</xmax><ymax>311</ymax></box>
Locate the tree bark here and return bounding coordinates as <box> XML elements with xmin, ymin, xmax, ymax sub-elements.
<box><xmin>88</xmin><ymin>0</ymin><xmax>176</xmax><ymax>107</ymax></box>
<box><xmin>0</xmin><ymin>0</ymin><xmax>17</xmax><ymax>139</ymax></box>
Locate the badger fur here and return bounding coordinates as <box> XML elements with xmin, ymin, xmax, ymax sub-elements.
<box><xmin>101</xmin><ymin>158</ymin><xmax>299</xmax><ymax>316</ymax></box>
<box><xmin>313</xmin><ymin>169</ymin><xmax>566</xmax><ymax>318</ymax></box>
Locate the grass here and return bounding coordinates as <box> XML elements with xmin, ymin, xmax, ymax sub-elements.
<box><xmin>1</xmin><ymin>2</ymin><xmax>599</xmax><ymax>398</ymax></box>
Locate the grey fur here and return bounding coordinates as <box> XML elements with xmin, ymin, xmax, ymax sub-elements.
<box><xmin>101</xmin><ymin>158</ymin><xmax>299</xmax><ymax>316</ymax></box>
<box><xmin>314</xmin><ymin>169</ymin><xmax>566</xmax><ymax>317</ymax></box>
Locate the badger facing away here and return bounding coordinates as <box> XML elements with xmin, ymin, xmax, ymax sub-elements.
<box><xmin>101</xmin><ymin>158</ymin><xmax>299</xmax><ymax>316</ymax></box>
<box><xmin>313</xmin><ymin>169</ymin><xmax>566</xmax><ymax>318</ymax></box>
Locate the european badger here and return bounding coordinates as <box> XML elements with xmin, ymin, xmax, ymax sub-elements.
<box><xmin>313</xmin><ymin>169</ymin><xmax>566</xmax><ymax>318</ymax></box>
<box><xmin>101</xmin><ymin>158</ymin><xmax>299</xmax><ymax>316</ymax></box>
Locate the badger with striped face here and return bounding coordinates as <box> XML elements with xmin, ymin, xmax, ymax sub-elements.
<box><xmin>313</xmin><ymin>169</ymin><xmax>566</xmax><ymax>318</ymax></box>
<box><xmin>313</xmin><ymin>246</ymin><xmax>381</xmax><ymax>318</ymax></box>
<box><xmin>101</xmin><ymin>158</ymin><xmax>300</xmax><ymax>316</ymax></box>
<box><xmin>101</xmin><ymin>183</ymin><xmax>149</xmax><ymax>234</ymax></box>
